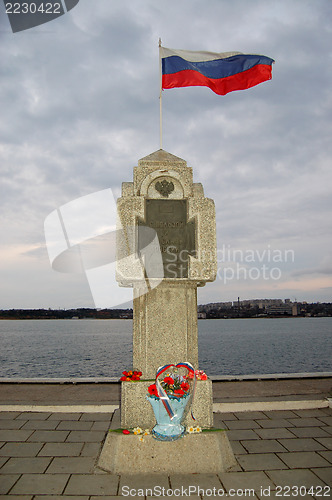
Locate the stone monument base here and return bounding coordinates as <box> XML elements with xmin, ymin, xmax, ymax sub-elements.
<box><xmin>98</xmin><ymin>431</ymin><xmax>237</xmax><ymax>474</ymax></box>
<box><xmin>120</xmin><ymin>379</ymin><xmax>213</xmax><ymax>429</ymax></box>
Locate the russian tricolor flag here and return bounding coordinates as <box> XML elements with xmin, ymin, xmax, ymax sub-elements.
<box><xmin>161</xmin><ymin>47</ymin><xmax>274</xmax><ymax>96</ymax></box>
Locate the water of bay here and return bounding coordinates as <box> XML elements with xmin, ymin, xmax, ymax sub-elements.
<box><xmin>0</xmin><ymin>317</ymin><xmax>331</xmax><ymax>378</ymax></box>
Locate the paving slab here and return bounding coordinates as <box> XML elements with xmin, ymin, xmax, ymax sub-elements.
<box><xmin>169</xmin><ymin>473</ymin><xmax>222</xmax><ymax>490</ymax></box>
<box><xmin>0</xmin><ymin>456</ymin><xmax>51</xmax><ymax>473</ymax></box>
<box><xmin>96</xmin><ymin>497</ymin><xmax>146</xmax><ymax>500</ymax></box>
<box><xmin>256</xmin><ymin>492</ymin><xmax>315</xmax><ymax>499</ymax></box>
<box><xmin>266</xmin><ymin>468</ymin><xmax>327</xmax><ymax>488</ymax></box>
<box><xmin>254</xmin><ymin>428</ymin><xmax>296</xmax><ymax>439</ymax></box>
<box><xmin>230</xmin><ymin>441</ymin><xmax>248</xmax><ymax>455</ymax></box>
<box><xmin>80</xmin><ymin>413</ymin><xmax>113</xmax><ymax>421</ymax></box>
<box><xmin>225</xmin><ymin>420</ymin><xmax>261</xmax><ymax>430</ymax></box>
<box><xmin>21</xmin><ymin>419</ymin><xmax>59</xmax><ymax>430</ymax></box>
<box><xmin>262</xmin><ymin>410</ymin><xmax>299</xmax><ymax>419</ymax></box>
<box><xmin>0</xmin><ymin>419</ymin><xmax>26</xmax><ymax>429</ymax></box>
<box><xmin>241</xmin><ymin>439</ymin><xmax>287</xmax><ymax>453</ymax></box>
<box><xmin>278</xmin><ymin>438</ymin><xmax>328</xmax><ymax>452</ymax></box>
<box><xmin>236</xmin><ymin>453</ymin><xmax>288</xmax><ymax>471</ymax></box>
<box><xmin>218</xmin><ymin>471</ymin><xmax>274</xmax><ymax>492</ymax></box>
<box><xmin>319</xmin><ymin>416</ymin><xmax>332</xmax><ymax>426</ymax></box>
<box><xmin>214</xmin><ymin>412</ymin><xmax>238</xmax><ymax>421</ymax></box>
<box><xmin>46</xmin><ymin>456</ymin><xmax>96</xmax><ymax>473</ymax></box>
<box><xmin>56</xmin><ymin>421</ymin><xmax>94</xmax><ymax>431</ymax></box>
<box><xmin>0</xmin><ymin>474</ymin><xmax>20</xmax><ymax>494</ymax></box>
<box><xmin>317</xmin><ymin>450</ymin><xmax>332</xmax><ymax>463</ymax></box>
<box><xmin>288</xmin><ymin>426</ymin><xmax>332</xmax><ymax>438</ymax></box>
<box><xmin>149</xmin><ymin>497</ymin><xmax>201</xmax><ymax>500</ymax></box>
<box><xmin>34</xmin><ymin>497</ymin><xmax>89</xmax><ymax>500</ymax></box>
<box><xmin>10</xmin><ymin>473</ymin><xmax>70</xmax><ymax>495</ymax></box>
<box><xmin>91</xmin><ymin>420</ymin><xmax>112</xmax><ymax>431</ymax></box>
<box><xmin>314</xmin><ymin>437</ymin><xmax>332</xmax><ymax>450</ymax></box>
<box><xmin>38</xmin><ymin>442</ymin><xmax>83</xmax><ymax>457</ymax></box>
<box><xmin>312</xmin><ymin>468</ymin><xmax>332</xmax><ymax>486</ymax></box>
<box><xmin>80</xmin><ymin>442</ymin><xmax>102</xmax><ymax>457</ymax></box>
<box><xmin>65</xmin><ymin>430</ymin><xmax>106</xmax><ymax>443</ymax></box>
<box><xmin>0</xmin><ymin>442</ymin><xmax>43</xmax><ymax>457</ymax></box>
<box><xmin>16</xmin><ymin>412</ymin><xmax>51</xmax><ymax>420</ymax></box>
<box><xmin>293</xmin><ymin>409</ymin><xmax>331</xmax><ymax>418</ymax></box>
<box><xmin>0</xmin><ymin>430</ymin><xmax>33</xmax><ymax>442</ymax></box>
<box><xmin>119</xmin><ymin>473</ymin><xmax>169</xmax><ymax>492</ymax></box>
<box><xmin>64</xmin><ymin>474</ymin><xmax>119</xmax><ymax>495</ymax></box>
<box><xmin>287</xmin><ymin>417</ymin><xmax>326</xmax><ymax>427</ymax></box>
<box><xmin>0</xmin><ymin>495</ymin><xmax>33</xmax><ymax>500</ymax></box>
<box><xmin>277</xmin><ymin>451</ymin><xmax>331</xmax><ymax>469</ymax></box>
<box><xmin>0</xmin><ymin>412</ymin><xmax>21</xmax><ymax>419</ymax></box>
<box><xmin>27</xmin><ymin>430</ymin><xmax>69</xmax><ymax>442</ymax></box>
<box><xmin>48</xmin><ymin>413</ymin><xmax>82</xmax><ymax>421</ymax></box>
<box><xmin>226</xmin><ymin>429</ymin><xmax>261</xmax><ymax>440</ymax></box>
<box><xmin>255</xmin><ymin>419</ymin><xmax>294</xmax><ymax>428</ymax></box>
<box><xmin>234</xmin><ymin>411</ymin><xmax>268</xmax><ymax>420</ymax></box>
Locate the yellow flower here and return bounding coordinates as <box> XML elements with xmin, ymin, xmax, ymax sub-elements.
<box><xmin>133</xmin><ymin>427</ymin><xmax>142</xmax><ymax>435</ymax></box>
<box><xmin>194</xmin><ymin>426</ymin><xmax>202</xmax><ymax>433</ymax></box>
<box><xmin>139</xmin><ymin>436</ymin><xmax>144</xmax><ymax>442</ymax></box>
<box><xmin>187</xmin><ymin>426</ymin><xmax>195</xmax><ymax>434</ymax></box>
<box><xmin>144</xmin><ymin>429</ymin><xmax>150</xmax><ymax>436</ymax></box>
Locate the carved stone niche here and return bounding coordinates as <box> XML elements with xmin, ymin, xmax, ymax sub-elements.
<box><xmin>116</xmin><ymin>149</ymin><xmax>217</xmax><ymax>286</ymax></box>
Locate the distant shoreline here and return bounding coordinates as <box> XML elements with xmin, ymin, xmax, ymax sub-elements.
<box><xmin>1</xmin><ymin>316</ymin><xmax>331</xmax><ymax>320</ymax></box>
<box><xmin>1</xmin><ymin>301</ymin><xmax>331</xmax><ymax>320</ymax></box>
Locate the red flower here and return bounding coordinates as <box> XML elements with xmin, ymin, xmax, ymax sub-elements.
<box><xmin>120</xmin><ymin>369</ymin><xmax>142</xmax><ymax>381</ymax></box>
<box><xmin>148</xmin><ymin>384</ymin><xmax>159</xmax><ymax>397</ymax></box>
<box><xmin>174</xmin><ymin>389</ymin><xmax>184</xmax><ymax>396</ymax></box>
<box><xmin>163</xmin><ymin>376</ymin><xmax>174</xmax><ymax>386</ymax></box>
<box><xmin>181</xmin><ymin>382</ymin><xmax>190</xmax><ymax>392</ymax></box>
<box><xmin>122</xmin><ymin>429</ymin><xmax>130</xmax><ymax>435</ymax></box>
<box><xmin>200</xmin><ymin>373</ymin><xmax>208</xmax><ymax>380</ymax></box>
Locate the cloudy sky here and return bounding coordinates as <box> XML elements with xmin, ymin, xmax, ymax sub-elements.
<box><xmin>0</xmin><ymin>0</ymin><xmax>331</xmax><ymax>309</ymax></box>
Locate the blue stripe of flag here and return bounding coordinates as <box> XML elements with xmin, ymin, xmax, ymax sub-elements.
<box><xmin>162</xmin><ymin>54</ymin><xmax>274</xmax><ymax>79</ymax></box>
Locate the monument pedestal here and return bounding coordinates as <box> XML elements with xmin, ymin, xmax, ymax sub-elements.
<box><xmin>98</xmin><ymin>432</ymin><xmax>237</xmax><ymax>474</ymax></box>
<box><xmin>120</xmin><ymin>379</ymin><xmax>213</xmax><ymax>429</ymax></box>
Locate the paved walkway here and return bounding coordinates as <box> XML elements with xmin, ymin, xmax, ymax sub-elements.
<box><xmin>0</xmin><ymin>378</ymin><xmax>331</xmax><ymax>497</ymax></box>
<box><xmin>0</xmin><ymin>407</ymin><xmax>331</xmax><ymax>498</ymax></box>
<box><xmin>1</xmin><ymin>377</ymin><xmax>331</xmax><ymax>406</ymax></box>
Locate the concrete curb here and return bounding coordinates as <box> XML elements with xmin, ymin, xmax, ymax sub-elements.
<box><xmin>0</xmin><ymin>399</ymin><xmax>328</xmax><ymax>414</ymax></box>
<box><xmin>0</xmin><ymin>404</ymin><xmax>119</xmax><ymax>413</ymax></box>
<box><xmin>0</xmin><ymin>372</ymin><xmax>331</xmax><ymax>383</ymax></box>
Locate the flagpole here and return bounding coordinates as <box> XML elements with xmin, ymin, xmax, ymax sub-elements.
<box><xmin>159</xmin><ymin>38</ymin><xmax>163</xmax><ymax>150</ymax></box>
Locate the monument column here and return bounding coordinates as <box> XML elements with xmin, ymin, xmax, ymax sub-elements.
<box><xmin>116</xmin><ymin>149</ymin><xmax>217</xmax><ymax>427</ymax></box>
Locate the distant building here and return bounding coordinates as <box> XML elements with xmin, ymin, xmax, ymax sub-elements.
<box><xmin>266</xmin><ymin>303</ymin><xmax>292</xmax><ymax>315</ymax></box>
<box><xmin>292</xmin><ymin>303</ymin><xmax>299</xmax><ymax>316</ymax></box>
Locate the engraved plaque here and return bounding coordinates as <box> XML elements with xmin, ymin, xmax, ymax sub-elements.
<box><xmin>138</xmin><ymin>199</ymin><xmax>195</xmax><ymax>278</ymax></box>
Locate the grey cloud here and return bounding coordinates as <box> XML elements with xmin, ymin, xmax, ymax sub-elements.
<box><xmin>0</xmin><ymin>0</ymin><xmax>331</xmax><ymax>307</ymax></box>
